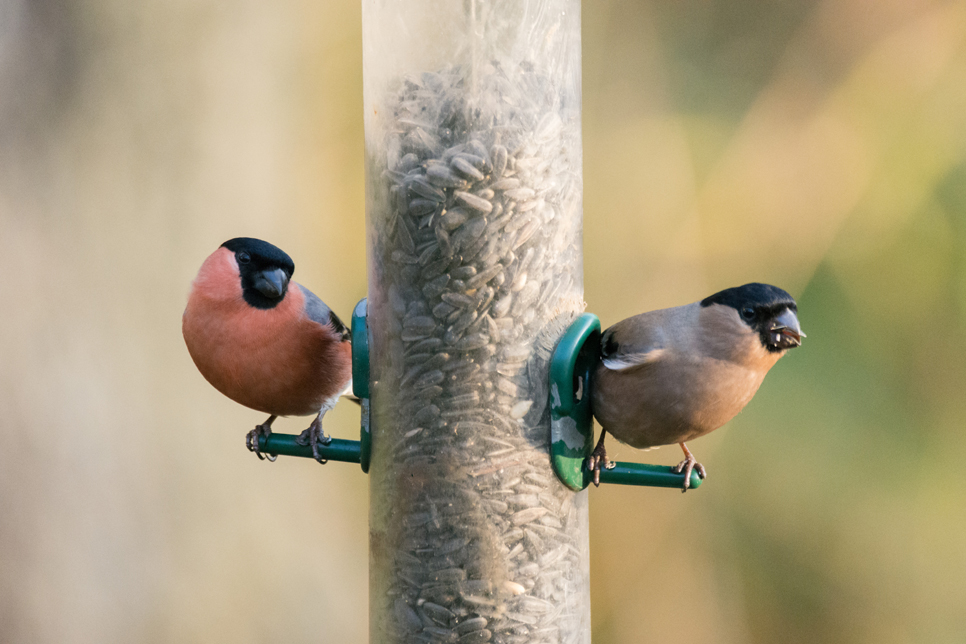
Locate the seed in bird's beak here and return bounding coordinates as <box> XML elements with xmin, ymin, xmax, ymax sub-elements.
<box><xmin>769</xmin><ymin>308</ymin><xmax>804</xmax><ymax>346</ymax></box>
<box><xmin>253</xmin><ymin>268</ymin><xmax>289</xmax><ymax>298</ymax></box>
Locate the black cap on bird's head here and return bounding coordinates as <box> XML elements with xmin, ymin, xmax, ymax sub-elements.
<box><xmin>221</xmin><ymin>237</ymin><xmax>295</xmax><ymax>309</ymax></box>
<box><xmin>701</xmin><ymin>282</ymin><xmax>805</xmax><ymax>352</ymax></box>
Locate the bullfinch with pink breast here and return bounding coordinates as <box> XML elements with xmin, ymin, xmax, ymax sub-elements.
<box><xmin>589</xmin><ymin>283</ymin><xmax>804</xmax><ymax>490</ymax></box>
<box><xmin>182</xmin><ymin>237</ymin><xmax>353</xmax><ymax>463</ymax></box>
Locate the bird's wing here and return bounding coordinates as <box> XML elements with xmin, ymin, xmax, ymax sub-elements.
<box><xmin>601</xmin><ymin>347</ymin><xmax>666</xmax><ymax>371</ymax></box>
<box><xmin>299</xmin><ymin>284</ymin><xmax>351</xmax><ymax>342</ymax></box>
<box><xmin>599</xmin><ymin>309</ymin><xmax>673</xmax><ymax>372</ymax></box>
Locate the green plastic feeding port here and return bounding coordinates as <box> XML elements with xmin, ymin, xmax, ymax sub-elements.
<box><xmin>549</xmin><ymin>314</ymin><xmax>702</xmax><ymax>491</ymax></box>
<box><xmin>352</xmin><ymin>298</ymin><xmax>371</xmax><ymax>473</ymax></box>
<box><xmin>256</xmin><ymin>297</ymin><xmax>372</xmax><ymax>472</ymax></box>
<box><xmin>352</xmin><ymin>298</ymin><xmax>371</xmax><ymax>399</ymax></box>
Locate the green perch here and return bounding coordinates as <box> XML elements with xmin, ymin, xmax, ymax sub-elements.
<box><xmin>257</xmin><ymin>433</ymin><xmax>362</xmax><ymax>464</ymax></box>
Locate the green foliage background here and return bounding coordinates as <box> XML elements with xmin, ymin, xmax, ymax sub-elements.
<box><xmin>2</xmin><ymin>1</ymin><xmax>965</xmax><ymax>642</ymax></box>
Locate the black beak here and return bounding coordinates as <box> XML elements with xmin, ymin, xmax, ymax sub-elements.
<box><xmin>768</xmin><ymin>308</ymin><xmax>805</xmax><ymax>349</ymax></box>
<box><xmin>253</xmin><ymin>268</ymin><xmax>289</xmax><ymax>299</ymax></box>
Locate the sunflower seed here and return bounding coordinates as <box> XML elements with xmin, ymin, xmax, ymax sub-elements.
<box><xmin>451</xmin><ymin>156</ymin><xmax>485</xmax><ymax>181</ymax></box>
<box><xmin>454</xmin><ymin>191</ymin><xmax>493</xmax><ymax>214</ymax></box>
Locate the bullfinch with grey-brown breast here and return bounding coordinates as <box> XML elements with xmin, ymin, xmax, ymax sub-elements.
<box><xmin>589</xmin><ymin>283</ymin><xmax>804</xmax><ymax>490</ymax></box>
<box><xmin>182</xmin><ymin>237</ymin><xmax>353</xmax><ymax>463</ymax></box>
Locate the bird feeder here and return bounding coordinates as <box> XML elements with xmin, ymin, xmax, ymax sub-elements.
<box><xmin>362</xmin><ymin>0</ymin><xmax>590</xmax><ymax>641</ymax></box>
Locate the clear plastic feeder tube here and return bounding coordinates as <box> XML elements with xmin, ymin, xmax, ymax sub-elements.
<box><xmin>362</xmin><ymin>1</ymin><xmax>587</xmax><ymax>642</ymax></box>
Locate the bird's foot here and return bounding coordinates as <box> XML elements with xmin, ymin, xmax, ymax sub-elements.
<box><xmin>672</xmin><ymin>455</ymin><xmax>707</xmax><ymax>492</ymax></box>
<box><xmin>246</xmin><ymin>415</ymin><xmax>278</xmax><ymax>462</ymax></box>
<box><xmin>295</xmin><ymin>415</ymin><xmax>331</xmax><ymax>464</ymax></box>
<box><xmin>586</xmin><ymin>430</ymin><xmax>615</xmax><ymax>487</ymax></box>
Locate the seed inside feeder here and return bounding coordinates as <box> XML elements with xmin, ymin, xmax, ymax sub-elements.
<box><xmin>366</xmin><ymin>50</ymin><xmax>586</xmax><ymax>644</ymax></box>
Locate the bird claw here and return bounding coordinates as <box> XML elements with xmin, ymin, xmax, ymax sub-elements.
<box><xmin>672</xmin><ymin>455</ymin><xmax>707</xmax><ymax>492</ymax></box>
<box><xmin>295</xmin><ymin>416</ymin><xmax>331</xmax><ymax>464</ymax></box>
<box><xmin>586</xmin><ymin>442</ymin><xmax>615</xmax><ymax>488</ymax></box>
<box><xmin>246</xmin><ymin>419</ymin><xmax>277</xmax><ymax>462</ymax></box>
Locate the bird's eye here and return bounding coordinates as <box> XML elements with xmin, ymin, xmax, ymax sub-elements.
<box><xmin>237</xmin><ymin>252</ymin><xmax>251</xmax><ymax>264</ymax></box>
<box><xmin>741</xmin><ymin>307</ymin><xmax>755</xmax><ymax>320</ymax></box>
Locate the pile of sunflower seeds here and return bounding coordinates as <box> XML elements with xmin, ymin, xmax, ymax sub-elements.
<box><xmin>367</xmin><ymin>61</ymin><xmax>588</xmax><ymax>644</ymax></box>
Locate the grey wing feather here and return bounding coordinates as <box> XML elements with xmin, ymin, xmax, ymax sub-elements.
<box><xmin>600</xmin><ymin>311</ymin><xmax>670</xmax><ymax>371</ymax></box>
<box><xmin>300</xmin><ymin>285</ymin><xmax>351</xmax><ymax>342</ymax></box>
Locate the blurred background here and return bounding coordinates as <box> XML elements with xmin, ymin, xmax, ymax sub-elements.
<box><xmin>1</xmin><ymin>0</ymin><xmax>965</xmax><ymax>642</ymax></box>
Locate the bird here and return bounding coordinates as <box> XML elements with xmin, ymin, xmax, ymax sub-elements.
<box><xmin>588</xmin><ymin>282</ymin><xmax>804</xmax><ymax>490</ymax></box>
<box><xmin>182</xmin><ymin>237</ymin><xmax>353</xmax><ymax>463</ymax></box>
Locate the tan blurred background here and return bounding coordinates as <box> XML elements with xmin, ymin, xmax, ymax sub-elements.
<box><xmin>2</xmin><ymin>0</ymin><xmax>965</xmax><ymax>642</ymax></box>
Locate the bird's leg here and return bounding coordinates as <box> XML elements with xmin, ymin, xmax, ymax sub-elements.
<box><xmin>586</xmin><ymin>429</ymin><xmax>615</xmax><ymax>487</ymax></box>
<box><xmin>296</xmin><ymin>397</ymin><xmax>338</xmax><ymax>464</ymax></box>
<box><xmin>296</xmin><ymin>412</ymin><xmax>332</xmax><ymax>464</ymax></box>
<box><xmin>246</xmin><ymin>415</ymin><xmax>278</xmax><ymax>462</ymax></box>
<box><xmin>672</xmin><ymin>442</ymin><xmax>707</xmax><ymax>492</ymax></box>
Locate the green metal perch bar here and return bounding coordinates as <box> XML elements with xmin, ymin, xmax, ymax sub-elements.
<box><xmin>257</xmin><ymin>433</ymin><xmax>362</xmax><ymax>463</ymax></box>
<box><xmin>596</xmin><ymin>461</ymin><xmax>701</xmax><ymax>489</ymax></box>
